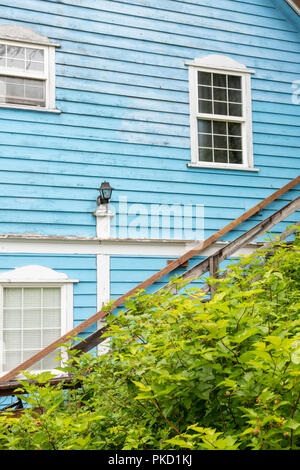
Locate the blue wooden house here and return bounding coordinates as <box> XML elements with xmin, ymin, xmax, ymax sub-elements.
<box><xmin>0</xmin><ymin>0</ymin><xmax>299</xmax><ymax>383</ymax></box>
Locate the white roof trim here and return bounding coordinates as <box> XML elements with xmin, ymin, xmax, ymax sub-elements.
<box><xmin>0</xmin><ymin>24</ymin><xmax>60</xmax><ymax>47</ymax></box>
<box><xmin>0</xmin><ymin>265</ymin><xmax>78</xmax><ymax>283</ymax></box>
<box><xmin>185</xmin><ymin>54</ymin><xmax>255</xmax><ymax>74</ymax></box>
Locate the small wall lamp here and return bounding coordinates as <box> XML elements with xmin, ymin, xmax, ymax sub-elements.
<box><xmin>97</xmin><ymin>181</ymin><xmax>114</xmax><ymax>205</ymax></box>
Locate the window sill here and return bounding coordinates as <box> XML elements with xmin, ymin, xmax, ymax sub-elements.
<box><xmin>0</xmin><ymin>103</ymin><xmax>61</xmax><ymax>113</ymax></box>
<box><xmin>187</xmin><ymin>163</ymin><xmax>259</xmax><ymax>172</ymax></box>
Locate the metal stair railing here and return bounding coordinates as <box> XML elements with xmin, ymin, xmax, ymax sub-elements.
<box><xmin>0</xmin><ymin>175</ymin><xmax>299</xmax><ymax>383</ymax></box>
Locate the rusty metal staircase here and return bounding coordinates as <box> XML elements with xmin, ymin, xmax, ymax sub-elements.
<box><xmin>0</xmin><ymin>175</ymin><xmax>299</xmax><ymax>395</ymax></box>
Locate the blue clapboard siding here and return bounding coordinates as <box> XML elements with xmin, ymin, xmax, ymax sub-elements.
<box><xmin>0</xmin><ymin>0</ymin><xmax>298</xmax><ymax>240</ymax></box>
<box><xmin>110</xmin><ymin>255</ymin><xmax>207</xmax><ymax>310</ymax></box>
<box><xmin>110</xmin><ymin>254</ymin><xmax>244</xmax><ymax>317</ymax></box>
<box><xmin>0</xmin><ymin>253</ymin><xmax>97</xmax><ymax>336</ymax></box>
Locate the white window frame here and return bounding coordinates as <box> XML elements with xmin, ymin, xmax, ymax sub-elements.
<box><xmin>187</xmin><ymin>55</ymin><xmax>257</xmax><ymax>171</ymax></box>
<box><xmin>0</xmin><ymin>38</ymin><xmax>57</xmax><ymax>111</ymax></box>
<box><xmin>0</xmin><ymin>265</ymin><xmax>78</xmax><ymax>377</ymax></box>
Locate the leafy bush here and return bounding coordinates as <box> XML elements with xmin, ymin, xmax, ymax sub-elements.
<box><xmin>0</xmin><ymin>233</ymin><xmax>299</xmax><ymax>450</ymax></box>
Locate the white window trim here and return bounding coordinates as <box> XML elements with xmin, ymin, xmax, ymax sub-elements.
<box><xmin>187</xmin><ymin>55</ymin><xmax>257</xmax><ymax>172</ymax></box>
<box><xmin>0</xmin><ymin>265</ymin><xmax>78</xmax><ymax>377</ymax></box>
<box><xmin>0</xmin><ymin>37</ymin><xmax>58</xmax><ymax>112</ymax></box>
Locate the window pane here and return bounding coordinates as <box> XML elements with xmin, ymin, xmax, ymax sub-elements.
<box><xmin>213</xmin><ymin>73</ymin><xmax>226</xmax><ymax>87</ymax></box>
<box><xmin>213</xmin><ymin>121</ymin><xmax>227</xmax><ymax>135</ymax></box>
<box><xmin>24</xmin><ymin>330</ymin><xmax>41</xmax><ymax>349</ymax></box>
<box><xmin>229</xmin><ymin>151</ymin><xmax>243</xmax><ymax>164</ymax></box>
<box><xmin>0</xmin><ymin>45</ymin><xmax>45</xmax><ymax>74</ymax></box>
<box><xmin>23</xmin><ymin>309</ymin><xmax>41</xmax><ymax>328</ymax></box>
<box><xmin>3</xmin><ymin>288</ymin><xmax>22</xmax><ymax>308</ymax></box>
<box><xmin>24</xmin><ymin>288</ymin><xmax>41</xmax><ymax>308</ymax></box>
<box><xmin>42</xmin><ymin>329</ymin><xmax>61</xmax><ymax>347</ymax></box>
<box><xmin>3</xmin><ymin>309</ymin><xmax>21</xmax><ymax>329</ymax></box>
<box><xmin>228</xmin><ymin>89</ymin><xmax>242</xmax><ymax>103</ymax></box>
<box><xmin>43</xmin><ymin>309</ymin><xmax>61</xmax><ymax>328</ymax></box>
<box><xmin>2</xmin><ymin>286</ymin><xmax>62</xmax><ymax>372</ymax></box>
<box><xmin>26</xmin><ymin>48</ymin><xmax>44</xmax><ymax>62</ymax></box>
<box><xmin>43</xmin><ymin>288</ymin><xmax>61</xmax><ymax>308</ymax></box>
<box><xmin>198</xmin><ymin>100</ymin><xmax>213</xmax><ymax>114</ymax></box>
<box><xmin>228</xmin><ymin>75</ymin><xmax>241</xmax><ymax>89</ymax></box>
<box><xmin>198</xmin><ymin>133</ymin><xmax>212</xmax><ymax>148</ymax></box>
<box><xmin>214</xmin><ymin>101</ymin><xmax>227</xmax><ymax>115</ymax></box>
<box><xmin>214</xmin><ymin>135</ymin><xmax>227</xmax><ymax>149</ymax></box>
<box><xmin>198</xmin><ymin>86</ymin><xmax>212</xmax><ymax>100</ymax></box>
<box><xmin>3</xmin><ymin>330</ymin><xmax>22</xmax><ymax>351</ymax></box>
<box><xmin>23</xmin><ymin>350</ymin><xmax>40</xmax><ymax>361</ymax></box>
<box><xmin>42</xmin><ymin>350</ymin><xmax>61</xmax><ymax>369</ymax></box>
<box><xmin>198</xmin><ymin>120</ymin><xmax>212</xmax><ymax>133</ymax></box>
<box><xmin>197</xmin><ymin>120</ymin><xmax>243</xmax><ymax>166</ymax></box>
<box><xmin>199</xmin><ymin>148</ymin><xmax>213</xmax><ymax>162</ymax></box>
<box><xmin>229</xmin><ymin>103</ymin><xmax>242</xmax><ymax>117</ymax></box>
<box><xmin>0</xmin><ymin>76</ymin><xmax>45</xmax><ymax>106</ymax></box>
<box><xmin>198</xmin><ymin>71</ymin><xmax>211</xmax><ymax>86</ymax></box>
<box><xmin>26</xmin><ymin>61</ymin><xmax>44</xmax><ymax>72</ymax></box>
<box><xmin>228</xmin><ymin>122</ymin><xmax>242</xmax><ymax>136</ymax></box>
<box><xmin>7</xmin><ymin>58</ymin><xmax>24</xmax><ymax>70</ymax></box>
<box><xmin>7</xmin><ymin>45</ymin><xmax>25</xmax><ymax>59</ymax></box>
<box><xmin>229</xmin><ymin>136</ymin><xmax>242</xmax><ymax>150</ymax></box>
<box><xmin>214</xmin><ymin>150</ymin><xmax>228</xmax><ymax>163</ymax></box>
<box><xmin>213</xmin><ymin>87</ymin><xmax>227</xmax><ymax>102</ymax></box>
<box><xmin>25</xmin><ymin>84</ymin><xmax>44</xmax><ymax>100</ymax></box>
<box><xmin>4</xmin><ymin>351</ymin><xmax>22</xmax><ymax>371</ymax></box>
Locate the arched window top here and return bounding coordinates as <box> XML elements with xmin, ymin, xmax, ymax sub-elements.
<box><xmin>0</xmin><ymin>24</ymin><xmax>59</xmax><ymax>47</ymax></box>
<box><xmin>186</xmin><ymin>54</ymin><xmax>254</xmax><ymax>74</ymax></box>
<box><xmin>0</xmin><ymin>265</ymin><xmax>77</xmax><ymax>283</ymax></box>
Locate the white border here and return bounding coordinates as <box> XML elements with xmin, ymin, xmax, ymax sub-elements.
<box><xmin>0</xmin><ymin>38</ymin><xmax>57</xmax><ymax>111</ymax></box>
<box><xmin>188</xmin><ymin>55</ymin><xmax>255</xmax><ymax>171</ymax></box>
<box><xmin>0</xmin><ymin>265</ymin><xmax>77</xmax><ymax>376</ymax></box>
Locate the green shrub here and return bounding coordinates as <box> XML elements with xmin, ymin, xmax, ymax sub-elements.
<box><xmin>0</xmin><ymin>233</ymin><xmax>299</xmax><ymax>450</ymax></box>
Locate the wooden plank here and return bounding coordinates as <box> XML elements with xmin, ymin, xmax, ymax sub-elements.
<box><xmin>1</xmin><ymin>176</ymin><xmax>299</xmax><ymax>383</ymax></box>
<box><xmin>0</xmin><ymin>375</ymin><xmax>80</xmax><ymax>397</ymax></box>
<box><xmin>180</xmin><ymin>197</ymin><xmax>300</xmax><ymax>283</ymax></box>
<box><xmin>0</xmin><ymin>407</ymin><xmax>43</xmax><ymax>419</ymax></box>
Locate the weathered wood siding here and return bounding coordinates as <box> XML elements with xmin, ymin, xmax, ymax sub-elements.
<box><xmin>0</xmin><ymin>0</ymin><xmax>299</xmax><ymax>239</ymax></box>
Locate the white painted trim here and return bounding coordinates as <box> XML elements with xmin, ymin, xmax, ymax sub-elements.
<box><xmin>97</xmin><ymin>254</ymin><xmax>110</xmax><ymax>309</ymax></box>
<box><xmin>0</xmin><ymin>265</ymin><xmax>78</xmax><ymax>283</ymax></box>
<box><xmin>0</xmin><ymin>103</ymin><xmax>61</xmax><ymax>112</ymax></box>
<box><xmin>0</xmin><ymin>24</ymin><xmax>60</xmax><ymax>47</ymax></box>
<box><xmin>96</xmin><ymin>254</ymin><xmax>111</xmax><ymax>355</ymax></box>
<box><xmin>187</xmin><ymin>163</ymin><xmax>259</xmax><ymax>172</ymax></box>
<box><xmin>188</xmin><ymin>55</ymin><xmax>255</xmax><ymax>170</ymax></box>
<box><xmin>93</xmin><ymin>205</ymin><xmax>115</xmax><ymax>239</ymax></box>
<box><xmin>0</xmin><ymin>286</ymin><xmax>3</xmax><ymax>376</ymax></box>
<box><xmin>0</xmin><ymin>268</ymin><xmax>76</xmax><ymax>376</ymax></box>
<box><xmin>185</xmin><ymin>55</ymin><xmax>255</xmax><ymax>74</ymax></box>
<box><xmin>0</xmin><ymin>236</ymin><xmax>263</xmax><ymax>257</ymax></box>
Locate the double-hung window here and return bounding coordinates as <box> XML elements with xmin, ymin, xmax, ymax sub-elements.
<box><xmin>188</xmin><ymin>55</ymin><xmax>256</xmax><ymax>170</ymax></box>
<box><xmin>0</xmin><ymin>25</ymin><xmax>58</xmax><ymax>110</ymax></box>
<box><xmin>0</xmin><ymin>266</ymin><xmax>77</xmax><ymax>376</ymax></box>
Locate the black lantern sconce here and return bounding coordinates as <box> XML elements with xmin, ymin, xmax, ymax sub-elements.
<box><xmin>97</xmin><ymin>181</ymin><xmax>114</xmax><ymax>206</ymax></box>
